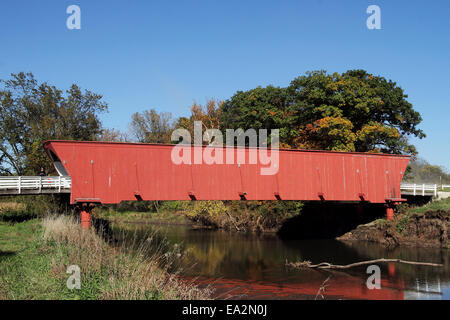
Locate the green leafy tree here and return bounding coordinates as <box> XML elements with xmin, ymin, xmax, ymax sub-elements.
<box><xmin>220</xmin><ymin>86</ymin><xmax>293</xmax><ymax>147</ymax></box>
<box><xmin>220</xmin><ymin>70</ymin><xmax>425</xmax><ymax>154</ymax></box>
<box><xmin>0</xmin><ymin>72</ymin><xmax>108</xmax><ymax>175</ymax></box>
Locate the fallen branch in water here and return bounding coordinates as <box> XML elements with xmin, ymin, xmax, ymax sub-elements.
<box><xmin>286</xmin><ymin>258</ymin><xmax>443</xmax><ymax>270</ymax></box>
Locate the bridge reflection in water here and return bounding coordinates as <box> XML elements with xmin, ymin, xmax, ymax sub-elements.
<box><xmin>113</xmin><ymin>223</ymin><xmax>449</xmax><ymax>300</ymax></box>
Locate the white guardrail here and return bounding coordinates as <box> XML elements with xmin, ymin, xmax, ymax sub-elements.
<box><xmin>0</xmin><ymin>176</ymin><xmax>71</xmax><ymax>194</ymax></box>
<box><xmin>0</xmin><ymin>176</ymin><xmax>445</xmax><ymax>197</ymax></box>
<box><xmin>400</xmin><ymin>183</ymin><xmax>438</xmax><ymax>197</ymax></box>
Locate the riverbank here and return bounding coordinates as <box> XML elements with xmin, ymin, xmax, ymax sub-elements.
<box><xmin>95</xmin><ymin>207</ymin><xmax>192</xmax><ymax>226</ymax></box>
<box><xmin>0</xmin><ymin>215</ymin><xmax>210</xmax><ymax>300</ymax></box>
<box><xmin>94</xmin><ymin>200</ymin><xmax>303</xmax><ymax>233</ymax></box>
<box><xmin>338</xmin><ymin>197</ymin><xmax>450</xmax><ymax>248</ymax></box>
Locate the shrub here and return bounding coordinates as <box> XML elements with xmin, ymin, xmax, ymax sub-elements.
<box><xmin>185</xmin><ymin>201</ymin><xmax>228</xmax><ymax>218</ymax></box>
<box><xmin>159</xmin><ymin>201</ymin><xmax>189</xmax><ymax>212</ymax></box>
<box><xmin>396</xmin><ymin>214</ymin><xmax>410</xmax><ymax>234</ymax></box>
<box><xmin>184</xmin><ymin>200</ymin><xmax>303</xmax><ymax>232</ymax></box>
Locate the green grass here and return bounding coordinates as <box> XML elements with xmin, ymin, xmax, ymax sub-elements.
<box><xmin>408</xmin><ymin>197</ymin><xmax>450</xmax><ymax>215</ymax></box>
<box><xmin>0</xmin><ymin>238</ymin><xmax>84</xmax><ymax>299</ymax></box>
<box><xmin>0</xmin><ymin>216</ymin><xmax>210</xmax><ymax>300</ymax></box>
<box><xmin>0</xmin><ymin>220</ymin><xmax>40</xmax><ymax>253</ymax></box>
<box><xmin>0</xmin><ymin>219</ymin><xmax>69</xmax><ymax>299</ymax></box>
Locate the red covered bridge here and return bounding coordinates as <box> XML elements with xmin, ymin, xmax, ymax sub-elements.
<box><xmin>41</xmin><ymin>140</ymin><xmax>410</xmax><ymax>228</ymax></box>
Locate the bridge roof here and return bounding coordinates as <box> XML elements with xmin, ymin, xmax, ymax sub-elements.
<box><xmin>43</xmin><ymin>140</ymin><xmax>411</xmax><ymax>158</ymax></box>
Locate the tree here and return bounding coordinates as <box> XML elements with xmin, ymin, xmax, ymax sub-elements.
<box><xmin>129</xmin><ymin>109</ymin><xmax>174</xmax><ymax>144</ymax></box>
<box><xmin>404</xmin><ymin>157</ymin><xmax>450</xmax><ymax>184</ymax></box>
<box><xmin>175</xmin><ymin>99</ymin><xmax>223</xmax><ymax>145</ymax></box>
<box><xmin>0</xmin><ymin>72</ymin><xmax>108</xmax><ymax>175</ymax></box>
<box><xmin>220</xmin><ymin>86</ymin><xmax>292</xmax><ymax>147</ymax></box>
<box><xmin>288</xmin><ymin>70</ymin><xmax>424</xmax><ymax>153</ymax></box>
<box><xmin>220</xmin><ymin>70</ymin><xmax>425</xmax><ymax>154</ymax></box>
<box><xmin>97</xmin><ymin>128</ymin><xmax>128</xmax><ymax>142</ymax></box>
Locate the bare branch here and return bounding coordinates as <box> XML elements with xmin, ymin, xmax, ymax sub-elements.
<box><xmin>286</xmin><ymin>258</ymin><xmax>443</xmax><ymax>270</ymax></box>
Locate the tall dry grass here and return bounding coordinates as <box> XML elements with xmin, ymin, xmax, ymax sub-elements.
<box><xmin>42</xmin><ymin>215</ymin><xmax>211</xmax><ymax>300</ymax></box>
<box><xmin>0</xmin><ymin>202</ymin><xmax>26</xmax><ymax>212</ymax></box>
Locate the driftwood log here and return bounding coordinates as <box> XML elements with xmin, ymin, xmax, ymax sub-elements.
<box><xmin>286</xmin><ymin>258</ymin><xmax>443</xmax><ymax>270</ymax></box>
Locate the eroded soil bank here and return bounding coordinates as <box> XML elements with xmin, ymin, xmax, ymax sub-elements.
<box><xmin>338</xmin><ymin>205</ymin><xmax>449</xmax><ymax>248</ymax></box>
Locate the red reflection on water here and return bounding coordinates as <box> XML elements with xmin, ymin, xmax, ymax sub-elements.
<box><xmin>183</xmin><ymin>274</ymin><xmax>405</xmax><ymax>300</ymax></box>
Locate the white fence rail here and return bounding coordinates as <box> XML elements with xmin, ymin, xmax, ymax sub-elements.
<box><xmin>400</xmin><ymin>183</ymin><xmax>438</xmax><ymax>197</ymax></box>
<box><xmin>442</xmin><ymin>184</ymin><xmax>450</xmax><ymax>190</ymax></box>
<box><xmin>0</xmin><ymin>176</ymin><xmax>71</xmax><ymax>194</ymax></box>
<box><xmin>0</xmin><ymin>176</ymin><xmax>444</xmax><ymax>197</ymax></box>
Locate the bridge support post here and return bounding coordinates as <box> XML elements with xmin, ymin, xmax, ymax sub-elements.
<box><xmin>386</xmin><ymin>205</ymin><xmax>395</xmax><ymax>221</ymax></box>
<box><xmin>80</xmin><ymin>205</ymin><xmax>92</xmax><ymax>230</ymax></box>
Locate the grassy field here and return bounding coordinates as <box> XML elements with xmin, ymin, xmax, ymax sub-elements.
<box><xmin>0</xmin><ymin>216</ymin><xmax>210</xmax><ymax>300</ymax></box>
<box><xmin>407</xmin><ymin>196</ymin><xmax>450</xmax><ymax>214</ymax></box>
<box><xmin>0</xmin><ymin>219</ymin><xmax>39</xmax><ymax>252</ymax></box>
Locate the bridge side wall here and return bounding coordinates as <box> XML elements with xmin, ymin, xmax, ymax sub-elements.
<box><xmin>43</xmin><ymin>141</ymin><xmax>410</xmax><ymax>204</ymax></box>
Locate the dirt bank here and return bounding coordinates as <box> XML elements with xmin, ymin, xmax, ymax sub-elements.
<box><xmin>337</xmin><ymin>207</ymin><xmax>449</xmax><ymax>248</ymax></box>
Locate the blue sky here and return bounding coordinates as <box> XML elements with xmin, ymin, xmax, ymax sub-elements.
<box><xmin>1</xmin><ymin>0</ymin><xmax>449</xmax><ymax>169</ymax></box>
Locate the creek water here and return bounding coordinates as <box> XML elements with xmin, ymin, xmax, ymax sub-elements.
<box><xmin>113</xmin><ymin>223</ymin><xmax>450</xmax><ymax>300</ymax></box>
